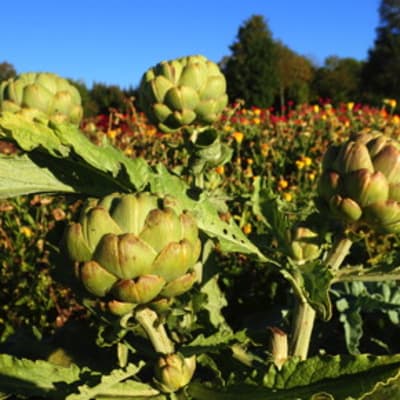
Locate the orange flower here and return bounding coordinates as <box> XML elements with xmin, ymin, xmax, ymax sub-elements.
<box><xmin>215</xmin><ymin>165</ymin><xmax>225</xmax><ymax>175</ymax></box>
<box><xmin>242</xmin><ymin>223</ymin><xmax>252</xmax><ymax>235</ymax></box>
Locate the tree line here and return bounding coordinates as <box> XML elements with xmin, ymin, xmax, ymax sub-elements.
<box><xmin>1</xmin><ymin>0</ymin><xmax>399</xmax><ymax>115</ymax></box>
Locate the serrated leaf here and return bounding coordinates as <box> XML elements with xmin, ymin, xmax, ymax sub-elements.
<box><xmin>199</xmin><ymin>275</ymin><xmax>229</xmax><ymax>329</ymax></box>
<box><xmin>0</xmin><ymin>353</ymin><xmax>81</xmax><ymax>398</ymax></box>
<box><xmin>66</xmin><ymin>362</ymin><xmax>151</xmax><ymax>400</ymax></box>
<box><xmin>189</xmin><ymin>353</ymin><xmax>400</xmax><ymax>400</ymax></box>
<box><xmin>0</xmin><ymin>154</ymin><xmax>75</xmax><ymax>197</ymax></box>
<box><xmin>182</xmin><ymin>330</ymin><xmax>248</xmax><ymax>356</ymax></box>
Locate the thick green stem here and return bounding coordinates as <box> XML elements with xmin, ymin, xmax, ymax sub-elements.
<box><xmin>290</xmin><ymin>236</ymin><xmax>353</xmax><ymax>360</ymax></box>
<box><xmin>135</xmin><ymin>307</ymin><xmax>175</xmax><ymax>355</ymax></box>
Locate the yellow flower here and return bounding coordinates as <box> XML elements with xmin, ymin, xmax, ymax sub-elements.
<box><xmin>242</xmin><ymin>223</ymin><xmax>252</xmax><ymax>235</ymax></box>
<box><xmin>308</xmin><ymin>172</ymin><xmax>316</xmax><ymax>181</ymax></box>
<box><xmin>347</xmin><ymin>102</ymin><xmax>354</xmax><ymax>111</ymax></box>
<box><xmin>282</xmin><ymin>192</ymin><xmax>293</xmax><ymax>202</ymax></box>
<box><xmin>253</xmin><ymin>117</ymin><xmax>261</xmax><ymax>125</ymax></box>
<box><xmin>107</xmin><ymin>129</ymin><xmax>118</xmax><ymax>139</ymax></box>
<box><xmin>313</xmin><ymin>105</ymin><xmax>320</xmax><ymax>113</ymax></box>
<box><xmin>124</xmin><ymin>148</ymin><xmax>133</xmax><ymax>156</ymax></box>
<box><xmin>295</xmin><ymin>160</ymin><xmax>305</xmax><ymax>170</ymax></box>
<box><xmin>303</xmin><ymin>156</ymin><xmax>312</xmax><ymax>167</ymax></box>
<box><xmin>278</xmin><ymin>178</ymin><xmax>289</xmax><ymax>190</ymax></box>
<box><xmin>20</xmin><ymin>226</ymin><xmax>33</xmax><ymax>238</ymax></box>
<box><xmin>390</xmin><ymin>99</ymin><xmax>397</xmax><ymax>109</ymax></box>
<box><xmin>232</xmin><ymin>131</ymin><xmax>244</xmax><ymax>144</ymax></box>
<box><xmin>253</xmin><ymin>108</ymin><xmax>261</xmax><ymax>116</ymax></box>
<box><xmin>392</xmin><ymin>115</ymin><xmax>400</xmax><ymax>125</ymax></box>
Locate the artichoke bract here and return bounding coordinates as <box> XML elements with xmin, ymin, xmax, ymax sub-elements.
<box><xmin>0</xmin><ymin>72</ymin><xmax>83</xmax><ymax>125</ymax></box>
<box><xmin>318</xmin><ymin>132</ymin><xmax>400</xmax><ymax>233</ymax></box>
<box><xmin>138</xmin><ymin>55</ymin><xmax>228</xmax><ymax>132</ymax></box>
<box><xmin>63</xmin><ymin>192</ymin><xmax>201</xmax><ymax>315</ymax></box>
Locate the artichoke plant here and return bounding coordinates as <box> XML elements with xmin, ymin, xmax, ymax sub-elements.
<box><xmin>318</xmin><ymin>132</ymin><xmax>400</xmax><ymax>233</ymax></box>
<box><xmin>0</xmin><ymin>72</ymin><xmax>83</xmax><ymax>125</ymax></box>
<box><xmin>138</xmin><ymin>55</ymin><xmax>228</xmax><ymax>132</ymax></box>
<box><xmin>63</xmin><ymin>192</ymin><xmax>201</xmax><ymax>315</ymax></box>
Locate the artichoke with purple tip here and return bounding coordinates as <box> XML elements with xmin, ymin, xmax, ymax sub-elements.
<box><xmin>138</xmin><ymin>55</ymin><xmax>228</xmax><ymax>132</ymax></box>
<box><xmin>317</xmin><ymin>132</ymin><xmax>400</xmax><ymax>233</ymax></box>
<box><xmin>63</xmin><ymin>192</ymin><xmax>201</xmax><ymax>315</ymax></box>
<box><xmin>0</xmin><ymin>72</ymin><xmax>83</xmax><ymax>125</ymax></box>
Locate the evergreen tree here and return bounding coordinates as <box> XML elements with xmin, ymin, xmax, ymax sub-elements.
<box><xmin>362</xmin><ymin>0</ymin><xmax>400</xmax><ymax>104</ymax></box>
<box><xmin>222</xmin><ymin>15</ymin><xmax>278</xmax><ymax>107</ymax></box>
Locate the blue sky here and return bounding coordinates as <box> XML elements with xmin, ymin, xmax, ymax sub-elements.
<box><xmin>3</xmin><ymin>1</ymin><xmax>381</xmax><ymax>89</ymax></box>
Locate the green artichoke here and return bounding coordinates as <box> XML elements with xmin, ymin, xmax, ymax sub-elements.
<box><xmin>63</xmin><ymin>192</ymin><xmax>201</xmax><ymax>315</ymax></box>
<box><xmin>318</xmin><ymin>132</ymin><xmax>400</xmax><ymax>233</ymax></box>
<box><xmin>154</xmin><ymin>353</ymin><xmax>196</xmax><ymax>393</ymax></box>
<box><xmin>138</xmin><ymin>54</ymin><xmax>228</xmax><ymax>132</ymax></box>
<box><xmin>289</xmin><ymin>226</ymin><xmax>320</xmax><ymax>264</ymax></box>
<box><xmin>0</xmin><ymin>72</ymin><xmax>83</xmax><ymax>125</ymax></box>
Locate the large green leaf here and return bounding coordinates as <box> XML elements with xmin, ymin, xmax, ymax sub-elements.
<box><xmin>188</xmin><ymin>353</ymin><xmax>400</xmax><ymax>400</ymax></box>
<box><xmin>0</xmin><ymin>353</ymin><xmax>80</xmax><ymax>398</ymax></box>
<box><xmin>0</xmin><ymin>113</ymin><xmax>266</xmax><ymax>259</ymax></box>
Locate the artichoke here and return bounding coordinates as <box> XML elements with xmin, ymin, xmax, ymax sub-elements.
<box><xmin>0</xmin><ymin>72</ymin><xmax>83</xmax><ymax>125</ymax></box>
<box><xmin>63</xmin><ymin>192</ymin><xmax>201</xmax><ymax>315</ymax></box>
<box><xmin>289</xmin><ymin>226</ymin><xmax>320</xmax><ymax>264</ymax></box>
<box><xmin>154</xmin><ymin>353</ymin><xmax>196</xmax><ymax>393</ymax></box>
<box><xmin>138</xmin><ymin>54</ymin><xmax>228</xmax><ymax>132</ymax></box>
<box><xmin>318</xmin><ymin>132</ymin><xmax>400</xmax><ymax>233</ymax></box>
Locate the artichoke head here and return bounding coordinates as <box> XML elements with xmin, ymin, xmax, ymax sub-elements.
<box><xmin>138</xmin><ymin>55</ymin><xmax>228</xmax><ymax>132</ymax></box>
<box><xmin>63</xmin><ymin>192</ymin><xmax>201</xmax><ymax>315</ymax></box>
<box><xmin>317</xmin><ymin>132</ymin><xmax>400</xmax><ymax>233</ymax></box>
<box><xmin>0</xmin><ymin>72</ymin><xmax>83</xmax><ymax>125</ymax></box>
<box><xmin>154</xmin><ymin>353</ymin><xmax>196</xmax><ymax>393</ymax></box>
<box><xmin>289</xmin><ymin>226</ymin><xmax>320</xmax><ymax>264</ymax></box>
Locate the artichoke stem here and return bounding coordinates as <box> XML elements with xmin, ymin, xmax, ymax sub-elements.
<box><xmin>289</xmin><ymin>301</ymin><xmax>316</xmax><ymax>360</ymax></box>
<box><xmin>290</xmin><ymin>236</ymin><xmax>353</xmax><ymax>360</ymax></box>
<box><xmin>135</xmin><ymin>307</ymin><xmax>175</xmax><ymax>355</ymax></box>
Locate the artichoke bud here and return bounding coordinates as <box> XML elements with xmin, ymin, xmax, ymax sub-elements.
<box><xmin>63</xmin><ymin>192</ymin><xmax>201</xmax><ymax>315</ymax></box>
<box><xmin>154</xmin><ymin>353</ymin><xmax>196</xmax><ymax>393</ymax></box>
<box><xmin>138</xmin><ymin>55</ymin><xmax>227</xmax><ymax>132</ymax></box>
<box><xmin>0</xmin><ymin>72</ymin><xmax>83</xmax><ymax>125</ymax></box>
<box><xmin>318</xmin><ymin>132</ymin><xmax>400</xmax><ymax>232</ymax></box>
<box><xmin>289</xmin><ymin>226</ymin><xmax>320</xmax><ymax>264</ymax></box>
